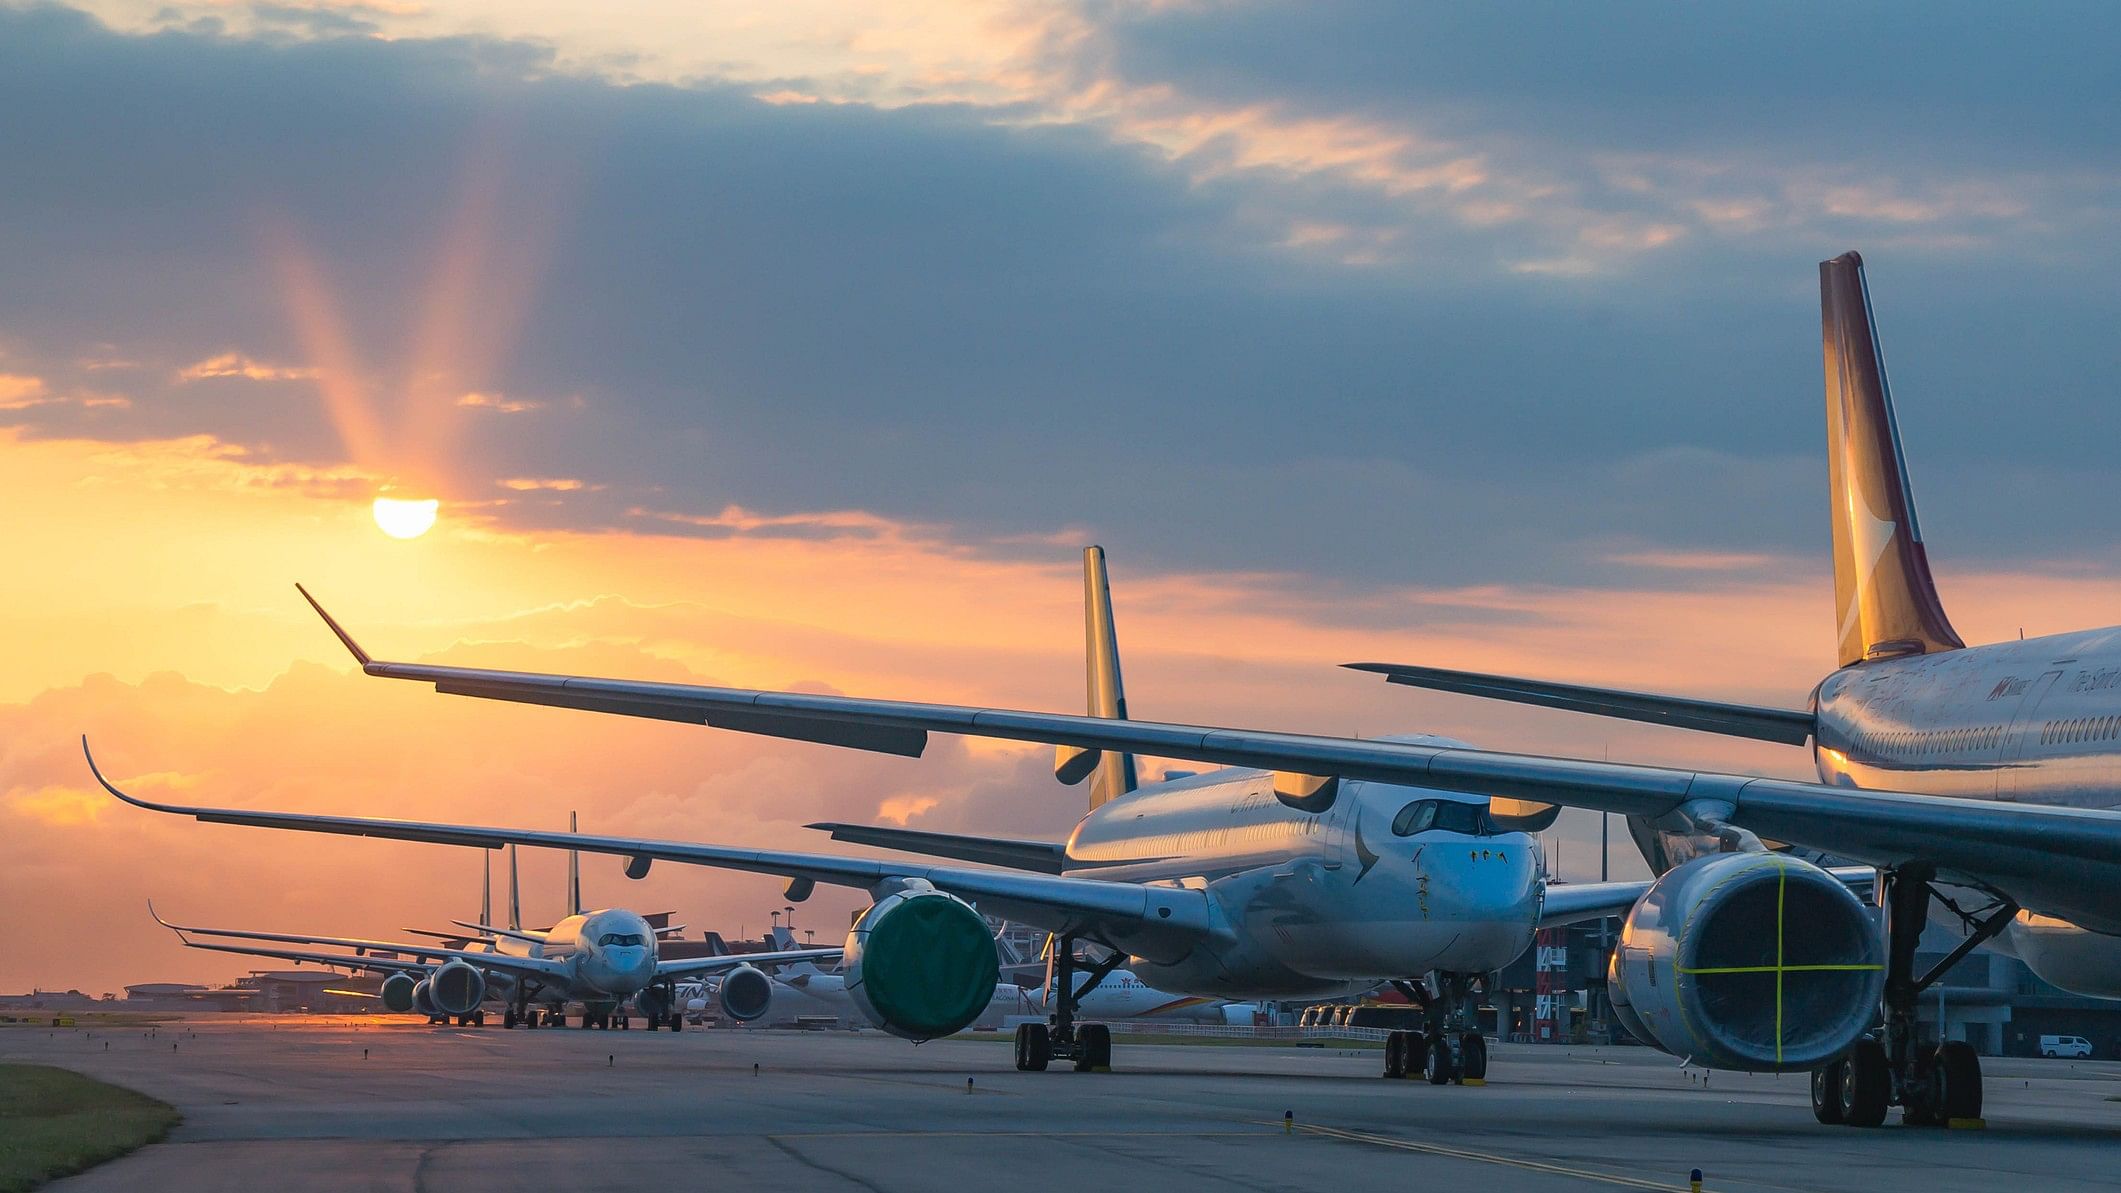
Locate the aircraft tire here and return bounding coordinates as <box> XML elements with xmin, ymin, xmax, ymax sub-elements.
<box><xmin>1936</xmin><ymin>1042</ymin><xmax>1982</xmax><ymax>1122</ymax></box>
<box><xmin>503</xmin><ymin>1009</ymin><xmax>518</xmax><ymax>1030</ymax></box>
<box><xmin>1423</xmin><ymin>1032</ymin><xmax>1456</xmax><ymax>1085</ymax></box>
<box><xmin>1810</xmin><ymin>1062</ymin><xmax>1845</xmax><ymax>1124</ymax></box>
<box><xmin>1839</xmin><ymin>1040</ymin><xmax>1889</xmax><ymax>1127</ymax></box>
<box><xmin>1458</xmin><ymin>1032</ymin><xmax>1487</xmax><ymax>1081</ymax></box>
<box><xmin>1014</xmin><ymin>1022</ymin><xmax>1049</xmax><ymax>1071</ymax></box>
<box><xmin>1074</xmin><ymin>1023</ymin><xmax>1112</xmax><ymax>1072</ymax></box>
<box><xmin>1901</xmin><ymin>1050</ymin><xmax>1943</xmax><ymax>1127</ymax></box>
<box><xmin>670</xmin><ymin>1014</ymin><xmax>683</xmax><ymax>1033</ymax></box>
<box><xmin>1383</xmin><ymin>1030</ymin><xmax>1409</xmax><ymax>1079</ymax></box>
<box><xmin>617</xmin><ymin>1014</ymin><xmax>629</xmax><ymax>1030</ymax></box>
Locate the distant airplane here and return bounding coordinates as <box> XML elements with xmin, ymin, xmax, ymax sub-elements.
<box><xmin>150</xmin><ymin>823</ymin><xmax>839</xmax><ymax>1030</ymax></box>
<box><xmin>94</xmin><ymin>549</ymin><xmax>1656</xmax><ymax>1082</ymax></box>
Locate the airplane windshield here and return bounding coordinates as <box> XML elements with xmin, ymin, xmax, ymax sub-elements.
<box><xmin>1390</xmin><ymin>799</ymin><xmax>1495</xmax><ymax>837</ymax></box>
<box><xmin>597</xmin><ymin>933</ymin><xmax>647</xmax><ymax>946</ymax></box>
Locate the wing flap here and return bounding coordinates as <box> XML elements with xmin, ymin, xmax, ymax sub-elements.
<box><xmin>1345</xmin><ymin>662</ymin><xmax>1815</xmax><ymax>745</ymax></box>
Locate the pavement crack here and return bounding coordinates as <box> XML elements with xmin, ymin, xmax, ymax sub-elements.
<box><xmin>765</xmin><ymin>1135</ymin><xmax>893</xmax><ymax>1193</ymax></box>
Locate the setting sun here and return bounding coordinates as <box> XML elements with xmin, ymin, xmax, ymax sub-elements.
<box><xmin>372</xmin><ymin>495</ymin><xmax>439</xmax><ymax>539</ymax></box>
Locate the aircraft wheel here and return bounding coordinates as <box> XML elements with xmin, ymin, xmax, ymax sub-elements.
<box><xmin>670</xmin><ymin>1014</ymin><xmax>683</xmax><ymax>1033</ymax></box>
<box><xmin>1458</xmin><ymin>1032</ymin><xmax>1487</xmax><ymax>1081</ymax></box>
<box><xmin>1383</xmin><ymin>1030</ymin><xmax>1409</xmax><ymax>1079</ymax></box>
<box><xmin>1810</xmin><ymin>1062</ymin><xmax>1845</xmax><ymax>1124</ymax></box>
<box><xmin>473</xmin><ymin>1011</ymin><xmax>486</xmax><ymax>1027</ymax></box>
<box><xmin>503</xmin><ymin>1008</ymin><xmax>518</xmax><ymax>1030</ymax></box>
<box><xmin>1901</xmin><ymin>1050</ymin><xmax>1943</xmax><ymax>1127</ymax></box>
<box><xmin>1936</xmin><ymin>1042</ymin><xmax>1982</xmax><ymax>1122</ymax></box>
<box><xmin>1014</xmin><ymin>1022</ymin><xmax>1050</xmax><ymax>1072</ymax></box>
<box><xmin>1839</xmin><ymin>1039</ymin><xmax>1889</xmax><ymax>1127</ymax></box>
<box><xmin>617</xmin><ymin>1014</ymin><xmax>630</xmax><ymax>1031</ymax></box>
<box><xmin>1074</xmin><ymin>1023</ymin><xmax>1112</xmax><ymax>1072</ymax></box>
<box><xmin>1422</xmin><ymin>1032</ymin><xmax>1456</xmax><ymax>1086</ymax></box>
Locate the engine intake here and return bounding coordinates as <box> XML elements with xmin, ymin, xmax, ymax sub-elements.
<box><xmin>380</xmin><ymin>972</ymin><xmax>417</xmax><ymax>1014</ymax></box>
<box><xmin>428</xmin><ymin>960</ymin><xmax>487</xmax><ymax>1017</ymax></box>
<box><xmin>1608</xmin><ymin>852</ymin><xmax>1881</xmax><ymax>1072</ymax></box>
<box><xmin>718</xmin><ymin>965</ymin><xmax>773</xmax><ymax>1022</ymax></box>
<box><xmin>843</xmin><ymin>888</ymin><xmax>999</xmax><ymax>1040</ymax></box>
<box><xmin>410</xmin><ymin>978</ymin><xmax>438</xmax><ymax>1018</ymax></box>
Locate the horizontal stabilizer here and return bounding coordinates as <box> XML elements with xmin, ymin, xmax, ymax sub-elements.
<box><xmin>806</xmin><ymin>823</ymin><xmax>1068</xmax><ymax>873</ymax></box>
<box><xmin>1345</xmin><ymin>662</ymin><xmax>1814</xmax><ymax>745</ymax></box>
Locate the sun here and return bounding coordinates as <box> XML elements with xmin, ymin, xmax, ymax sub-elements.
<box><xmin>372</xmin><ymin>496</ymin><xmax>439</xmax><ymax>539</ymax></box>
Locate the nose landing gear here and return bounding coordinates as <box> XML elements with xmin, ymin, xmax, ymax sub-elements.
<box><xmin>1809</xmin><ymin>864</ymin><xmax>2013</xmax><ymax>1128</ymax></box>
<box><xmin>1012</xmin><ymin>934</ymin><xmax>1120</xmax><ymax>1074</ymax></box>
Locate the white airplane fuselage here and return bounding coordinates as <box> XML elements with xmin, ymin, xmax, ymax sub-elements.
<box><xmin>497</xmin><ymin>908</ymin><xmax>659</xmax><ymax>1008</ymax></box>
<box><xmin>1058</xmin><ymin>752</ymin><xmax>1543</xmax><ymax>999</ymax></box>
<box><xmin>1812</xmin><ymin>631</ymin><xmax>2121</xmax><ymax>993</ymax></box>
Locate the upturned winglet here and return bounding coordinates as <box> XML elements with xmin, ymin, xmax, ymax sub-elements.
<box><xmin>83</xmin><ymin>736</ymin><xmax>168</xmax><ymax>810</ymax></box>
<box><xmin>295</xmin><ymin>583</ymin><xmax>372</xmax><ymax>667</ymax></box>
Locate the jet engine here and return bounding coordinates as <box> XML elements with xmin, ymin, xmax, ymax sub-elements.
<box><xmin>1607</xmin><ymin>852</ymin><xmax>1882</xmax><ymax>1072</ymax></box>
<box><xmin>634</xmin><ymin>985</ymin><xmax>673</xmax><ymax>1021</ymax></box>
<box><xmin>427</xmin><ymin>960</ymin><xmax>487</xmax><ymax>1017</ymax></box>
<box><xmin>717</xmin><ymin>965</ymin><xmax>773</xmax><ymax>1022</ymax></box>
<box><xmin>380</xmin><ymin>972</ymin><xmax>417</xmax><ymax>1014</ymax></box>
<box><xmin>843</xmin><ymin>886</ymin><xmax>1000</xmax><ymax>1040</ymax></box>
<box><xmin>410</xmin><ymin>978</ymin><xmax>438</xmax><ymax>1018</ymax></box>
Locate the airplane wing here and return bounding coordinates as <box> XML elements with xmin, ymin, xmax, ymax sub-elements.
<box><xmin>92</xmin><ymin>744</ymin><xmax>1218</xmax><ymax>964</ymax></box>
<box><xmin>805</xmin><ymin>823</ymin><xmax>1068</xmax><ymax>873</ymax></box>
<box><xmin>280</xmin><ymin>596</ymin><xmax>2121</xmax><ymax>935</ymax></box>
<box><xmin>1342</xmin><ymin>662</ymin><xmax>1816</xmax><ymax>745</ymax></box>
<box><xmin>654</xmin><ymin>947</ymin><xmax>843</xmax><ymax>979</ymax></box>
<box><xmin>159</xmin><ymin>922</ymin><xmax>574</xmax><ymax>984</ymax></box>
<box><xmin>151</xmin><ymin>903</ymin><xmax>486</xmax><ymax>962</ymax></box>
<box><xmin>1537</xmin><ymin>880</ymin><xmax>1654</xmax><ymax>928</ymax></box>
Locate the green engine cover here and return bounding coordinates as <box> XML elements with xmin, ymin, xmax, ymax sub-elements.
<box><xmin>845</xmin><ymin>890</ymin><xmax>1000</xmax><ymax>1040</ymax></box>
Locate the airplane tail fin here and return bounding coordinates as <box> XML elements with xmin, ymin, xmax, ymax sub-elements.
<box><xmin>1052</xmin><ymin>545</ymin><xmax>1139</xmax><ymax>810</ymax></box>
<box><xmin>507</xmin><ymin>844</ymin><xmax>522</xmax><ymax>931</ymax></box>
<box><xmin>479</xmin><ymin>850</ymin><xmax>491</xmax><ymax>928</ymax></box>
<box><xmin>567</xmin><ymin>812</ymin><xmax>582</xmax><ymax>917</ymax></box>
<box><xmin>1821</xmin><ymin>251</ymin><xmax>1964</xmax><ymax>666</ymax></box>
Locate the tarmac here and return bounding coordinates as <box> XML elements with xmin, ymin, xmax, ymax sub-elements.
<box><xmin>7</xmin><ymin>1016</ymin><xmax>2121</xmax><ymax>1192</ymax></box>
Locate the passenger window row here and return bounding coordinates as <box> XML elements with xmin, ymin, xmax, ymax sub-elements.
<box><xmin>1850</xmin><ymin>725</ymin><xmax>2002</xmax><ymax>759</ymax></box>
<box><xmin>2042</xmin><ymin>716</ymin><xmax>2121</xmax><ymax>746</ymax></box>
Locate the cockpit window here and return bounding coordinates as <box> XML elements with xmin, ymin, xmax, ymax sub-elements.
<box><xmin>597</xmin><ymin>933</ymin><xmax>646</xmax><ymax>947</ymax></box>
<box><xmin>1390</xmin><ymin>799</ymin><xmax>1495</xmax><ymax>837</ymax></box>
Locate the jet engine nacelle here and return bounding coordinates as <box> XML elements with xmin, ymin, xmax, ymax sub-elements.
<box><xmin>718</xmin><ymin>965</ymin><xmax>774</xmax><ymax>1022</ymax></box>
<box><xmin>1608</xmin><ymin>852</ymin><xmax>1882</xmax><ymax>1072</ymax></box>
<box><xmin>843</xmin><ymin>887</ymin><xmax>1000</xmax><ymax>1041</ymax></box>
<box><xmin>380</xmin><ymin>972</ymin><xmax>418</xmax><ymax>1014</ymax></box>
<box><xmin>410</xmin><ymin>978</ymin><xmax>438</xmax><ymax>1018</ymax></box>
<box><xmin>427</xmin><ymin>960</ymin><xmax>487</xmax><ymax>1017</ymax></box>
<box><xmin>634</xmin><ymin>985</ymin><xmax>673</xmax><ymax>1021</ymax></box>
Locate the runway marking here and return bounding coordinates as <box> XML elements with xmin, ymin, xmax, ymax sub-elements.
<box><xmin>1280</xmin><ymin>1122</ymin><xmax>1701</xmax><ymax>1190</ymax></box>
<box><xmin>769</xmin><ymin>1130</ymin><xmax>1269</xmax><ymax>1139</ymax></box>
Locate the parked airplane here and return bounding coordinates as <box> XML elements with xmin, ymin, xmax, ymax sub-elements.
<box><xmin>91</xmin><ymin>549</ymin><xmax>1657</xmax><ymax>1081</ymax></box>
<box><xmin>148</xmin><ymin>825</ymin><xmax>840</xmax><ymax>1030</ymax></box>
<box><xmin>1340</xmin><ymin>250</ymin><xmax>2121</xmax><ymax>1125</ymax></box>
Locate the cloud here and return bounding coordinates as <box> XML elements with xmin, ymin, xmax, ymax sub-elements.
<box><xmin>176</xmin><ymin>352</ymin><xmax>319</xmax><ymax>383</ymax></box>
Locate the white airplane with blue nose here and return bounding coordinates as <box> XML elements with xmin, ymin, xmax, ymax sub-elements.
<box><xmin>152</xmin><ymin>831</ymin><xmax>841</xmax><ymax>1030</ymax></box>
<box><xmin>91</xmin><ymin>548</ymin><xmax>1656</xmax><ymax>1082</ymax></box>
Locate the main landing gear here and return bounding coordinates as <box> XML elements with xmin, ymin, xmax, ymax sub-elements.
<box><xmin>1811</xmin><ymin>863</ymin><xmax>2015</xmax><ymax>1129</ymax></box>
<box><xmin>1380</xmin><ymin>974</ymin><xmax>1488</xmax><ymax>1085</ymax></box>
<box><xmin>1013</xmin><ymin>934</ymin><xmax>1118</xmax><ymax>1074</ymax></box>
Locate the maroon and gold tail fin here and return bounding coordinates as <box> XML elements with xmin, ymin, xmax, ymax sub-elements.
<box><xmin>1821</xmin><ymin>252</ymin><xmax>1964</xmax><ymax>666</ymax></box>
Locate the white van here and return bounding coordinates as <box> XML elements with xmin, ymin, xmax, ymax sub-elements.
<box><xmin>2039</xmin><ymin>1034</ymin><xmax>2093</xmax><ymax>1058</ymax></box>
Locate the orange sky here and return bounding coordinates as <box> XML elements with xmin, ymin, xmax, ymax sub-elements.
<box><xmin>8</xmin><ymin>423</ymin><xmax>2121</xmax><ymax>994</ymax></box>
